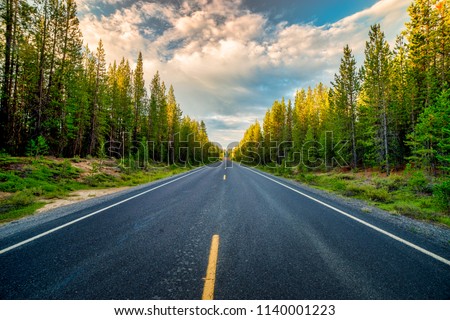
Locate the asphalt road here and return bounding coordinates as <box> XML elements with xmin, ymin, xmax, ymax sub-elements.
<box><xmin>1</xmin><ymin>161</ymin><xmax>450</xmax><ymax>299</ymax></box>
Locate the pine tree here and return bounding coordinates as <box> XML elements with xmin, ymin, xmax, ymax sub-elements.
<box><xmin>331</xmin><ymin>45</ymin><xmax>360</xmax><ymax>168</ymax></box>
<box><xmin>149</xmin><ymin>71</ymin><xmax>161</xmax><ymax>146</ymax></box>
<box><xmin>167</xmin><ymin>85</ymin><xmax>182</xmax><ymax>163</ymax></box>
<box><xmin>390</xmin><ymin>35</ymin><xmax>417</xmax><ymax>164</ymax></box>
<box><xmin>158</xmin><ymin>81</ymin><xmax>168</xmax><ymax>162</ymax></box>
<box><xmin>292</xmin><ymin>89</ymin><xmax>307</xmax><ymax>152</ymax></box>
<box><xmin>406</xmin><ymin>0</ymin><xmax>443</xmax><ymax>111</ymax></box>
<box><xmin>88</xmin><ymin>39</ymin><xmax>106</xmax><ymax>155</ymax></box>
<box><xmin>0</xmin><ymin>0</ymin><xmax>16</xmax><ymax>150</ymax></box>
<box><xmin>361</xmin><ymin>24</ymin><xmax>392</xmax><ymax>175</ymax></box>
<box><xmin>282</xmin><ymin>99</ymin><xmax>293</xmax><ymax>158</ymax></box>
<box><xmin>262</xmin><ymin>109</ymin><xmax>272</xmax><ymax>164</ymax></box>
<box><xmin>133</xmin><ymin>51</ymin><xmax>145</xmax><ymax>143</ymax></box>
<box><xmin>408</xmin><ymin>88</ymin><xmax>450</xmax><ymax>174</ymax></box>
<box><xmin>269</xmin><ymin>99</ymin><xmax>286</xmax><ymax>163</ymax></box>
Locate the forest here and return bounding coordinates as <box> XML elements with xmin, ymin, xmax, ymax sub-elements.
<box><xmin>233</xmin><ymin>0</ymin><xmax>450</xmax><ymax>215</ymax></box>
<box><xmin>0</xmin><ymin>0</ymin><xmax>219</xmax><ymax>165</ymax></box>
<box><xmin>1</xmin><ymin>1</ymin><xmax>450</xmax><ymax>218</ymax></box>
<box><xmin>234</xmin><ymin>0</ymin><xmax>449</xmax><ymax>177</ymax></box>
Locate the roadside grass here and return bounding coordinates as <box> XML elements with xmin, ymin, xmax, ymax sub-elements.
<box><xmin>0</xmin><ymin>156</ymin><xmax>190</xmax><ymax>223</ymax></box>
<box><xmin>256</xmin><ymin>165</ymin><xmax>450</xmax><ymax>228</ymax></box>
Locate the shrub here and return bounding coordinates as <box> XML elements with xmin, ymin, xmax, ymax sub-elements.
<box><xmin>26</xmin><ymin>135</ymin><xmax>49</xmax><ymax>157</ymax></box>
<box><xmin>364</xmin><ymin>187</ymin><xmax>391</xmax><ymax>203</ymax></box>
<box><xmin>385</xmin><ymin>175</ymin><xmax>407</xmax><ymax>191</ymax></box>
<box><xmin>408</xmin><ymin>171</ymin><xmax>431</xmax><ymax>194</ymax></box>
<box><xmin>299</xmin><ymin>173</ymin><xmax>317</xmax><ymax>184</ymax></box>
<box><xmin>393</xmin><ymin>202</ymin><xmax>422</xmax><ymax>217</ymax></box>
<box><xmin>83</xmin><ymin>173</ymin><xmax>117</xmax><ymax>187</ymax></box>
<box><xmin>328</xmin><ymin>179</ymin><xmax>347</xmax><ymax>192</ymax></box>
<box><xmin>434</xmin><ymin>181</ymin><xmax>450</xmax><ymax>211</ymax></box>
<box><xmin>337</xmin><ymin>174</ymin><xmax>355</xmax><ymax>181</ymax></box>
<box><xmin>6</xmin><ymin>190</ymin><xmax>36</xmax><ymax>207</ymax></box>
<box><xmin>342</xmin><ymin>184</ymin><xmax>364</xmax><ymax>197</ymax></box>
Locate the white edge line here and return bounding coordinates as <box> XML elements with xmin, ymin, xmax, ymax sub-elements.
<box><xmin>0</xmin><ymin>167</ymin><xmax>206</xmax><ymax>255</ymax></box>
<box><xmin>243</xmin><ymin>166</ymin><xmax>450</xmax><ymax>267</ymax></box>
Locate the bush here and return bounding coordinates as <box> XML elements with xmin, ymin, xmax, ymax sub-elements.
<box><xmin>434</xmin><ymin>181</ymin><xmax>450</xmax><ymax>211</ymax></box>
<box><xmin>393</xmin><ymin>202</ymin><xmax>422</xmax><ymax>217</ymax></box>
<box><xmin>364</xmin><ymin>187</ymin><xmax>391</xmax><ymax>203</ymax></box>
<box><xmin>26</xmin><ymin>135</ymin><xmax>49</xmax><ymax>157</ymax></box>
<box><xmin>83</xmin><ymin>173</ymin><xmax>117</xmax><ymax>187</ymax></box>
<box><xmin>296</xmin><ymin>173</ymin><xmax>317</xmax><ymax>184</ymax></box>
<box><xmin>373</xmin><ymin>175</ymin><xmax>407</xmax><ymax>192</ymax></box>
<box><xmin>339</xmin><ymin>174</ymin><xmax>355</xmax><ymax>181</ymax></box>
<box><xmin>0</xmin><ymin>173</ymin><xmax>24</xmax><ymax>192</ymax></box>
<box><xmin>6</xmin><ymin>190</ymin><xmax>36</xmax><ymax>207</ymax></box>
<box><xmin>385</xmin><ymin>175</ymin><xmax>407</xmax><ymax>191</ymax></box>
<box><xmin>342</xmin><ymin>184</ymin><xmax>364</xmax><ymax>197</ymax></box>
<box><xmin>408</xmin><ymin>171</ymin><xmax>431</xmax><ymax>194</ymax></box>
<box><xmin>328</xmin><ymin>179</ymin><xmax>347</xmax><ymax>192</ymax></box>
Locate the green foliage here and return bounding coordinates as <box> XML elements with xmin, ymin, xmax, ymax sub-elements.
<box><xmin>0</xmin><ymin>156</ymin><xmax>191</xmax><ymax>223</ymax></box>
<box><xmin>342</xmin><ymin>184</ymin><xmax>365</xmax><ymax>197</ymax></box>
<box><xmin>364</xmin><ymin>187</ymin><xmax>391</xmax><ymax>203</ymax></box>
<box><xmin>259</xmin><ymin>163</ymin><xmax>450</xmax><ymax>226</ymax></box>
<box><xmin>408</xmin><ymin>171</ymin><xmax>431</xmax><ymax>193</ymax></box>
<box><xmin>83</xmin><ymin>173</ymin><xmax>118</xmax><ymax>188</ymax></box>
<box><xmin>235</xmin><ymin>0</ymin><xmax>450</xmax><ymax>183</ymax></box>
<box><xmin>0</xmin><ymin>202</ymin><xmax>46</xmax><ymax>224</ymax></box>
<box><xmin>0</xmin><ymin>2</ymin><xmax>212</xmax><ymax>162</ymax></box>
<box><xmin>437</xmin><ymin>127</ymin><xmax>450</xmax><ymax>174</ymax></box>
<box><xmin>392</xmin><ymin>202</ymin><xmax>423</xmax><ymax>218</ymax></box>
<box><xmin>434</xmin><ymin>181</ymin><xmax>450</xmax><ymax>211</ymax></box>
<box><xmin>296</xmin><ymin>173</ymin><xmax>318</xmax><ymax>185</ymax></box>
<box><xmin>331</xmin><ymin>45</ymin><xmax>360</xmax><ymax>168</ymax></box>
<box><xmin>371</xmin><ymin>174</ymin><xmax>407</xmax><ymax>192</ymax></box>
<box><xmin>6</xmin><ymin>190</ymin><xmax>36</xmax><ymax>207</ymax></box>
<box><xmin>26</xmin><ymin>136</ymin><xmax>49</xmax><ymax>157</ymax></box>
<box><xmin>408</xmin><ymin>89</ymin><xmax>450</xmax><ymax>172</ymax></box>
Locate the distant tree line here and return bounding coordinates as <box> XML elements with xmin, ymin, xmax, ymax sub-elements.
<box><xmin>234</xmin><ymin>0</ymin><xmax>450</xmax><ymax>176</ymax></box>
<box><xmin>0</xmin><ymin>0</ymin><xmax>219</xmax><ymax>164</ymax></box>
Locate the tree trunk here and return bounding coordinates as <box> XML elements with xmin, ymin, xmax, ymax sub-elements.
<box><xmin>382</xmin><ymin>101</ymin><xmax>390</xmax><ymax>176</ymax></box>
<box><xmin>36</xmin><ymin>0</ymin><xmax>49</xmax><ymax>136</ymax></box>
<box><xmin>47</xmin><ymin>0</ymin><xmax>60</xmax><ymax>98</ymax></box>
<box><xmin>1</xmin><ymin>0</ymin><xmax>14</xmax><ymax>149</ymax></box>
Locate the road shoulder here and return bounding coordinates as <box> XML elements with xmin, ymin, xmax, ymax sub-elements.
<box><xmin>245</xmin><ymin>165</ymin><xmax>450</xmax><ymax>250</ymax></box>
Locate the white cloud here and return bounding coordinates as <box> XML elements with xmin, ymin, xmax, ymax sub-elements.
<box><xmin>78</xmin><ymin>0</ymin><xmax>413</xmax><ymax>146</ymax></box>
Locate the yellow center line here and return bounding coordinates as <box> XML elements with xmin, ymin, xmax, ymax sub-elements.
<box><xmin>223</xmin><ymin>174</ymin><xmax>227</xmax><ymax>180</ymax></box>
<box><xmin>202</xmin><ymin>234</ymin><xmax>220</xmax><ymax>300</ymax></box>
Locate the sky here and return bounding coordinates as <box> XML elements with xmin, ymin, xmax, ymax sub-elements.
<box><xmin>76</xmin><ymin>0</ymin><xmax>413</xmax><ymax>148</ymax></box>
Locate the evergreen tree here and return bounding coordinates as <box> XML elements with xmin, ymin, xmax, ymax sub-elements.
<box><xmin>406</xmin><ymin>0</ymin><xmax>446</xmax><ymax>112</ymax></box>
<box><xmin>149</xmin><ymin>71</ymin><xmax>161</xmax><ymax>145</ymax></box>
<box><xmin>292</xmin><ymin>88</ymin><xmax>307</xmax><ymax>152</ymax></box>
<box><xmin>360</xmin><ymin>24</ymin><xmax>393</xmax><ymax>174</ymax></box>
<box><xmin>133</xmin><ymin>51</ymin><xmax>145</xmax><ymax>143</ymax></box>
<box><xmin>269</xmin><ymin>99</ymin><xmax>286</xmax><ymax>163</ymax></box>
<box><xmin>408</xmin><ymin>88</ymin><xmax>450</xmax><ymax>174</ymax></box>
<box><xmin>167</xmin><ymin>85</ymin><xmax>182</xmax><ymax>163</ymax></box>
<box><xmin>88</xmin><ymin>39</ymin><xmax>107</xmax><ymax>155</ymax></box>
<box><xmin>262</xmin><ymin>109</ymin><xmax>272</xmax><ymax>164</ymax></box>
<box><xmin>331</xmin><ymin>45</ymin><xmax>360</xmax><ymax>168</ymax></box>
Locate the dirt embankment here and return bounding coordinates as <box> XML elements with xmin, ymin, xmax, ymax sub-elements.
<box><xmin>36</xmin><ymin>187</ymin><xmax>130</xmax><ymax>213</ymax></box>
<box><xmin>35</xmin><ymin>158</ymin><xmax>128</xmax><ymax>213</ymax></box>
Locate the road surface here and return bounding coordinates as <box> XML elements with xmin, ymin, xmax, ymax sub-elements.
<box><xmin>1</xmin><ymin>161</ymin><xmax>450</xmax><ymax>299</ymax></box>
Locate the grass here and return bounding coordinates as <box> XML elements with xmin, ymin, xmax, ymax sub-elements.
<box><xmin>0</xmin><ymin>156</ymin><xmax>191</xmax><ymax>223</ymax></box>
<box><xmin>256</xmin><ymin>165</ymin><xmax>450</xmax><ymax>228</ymax></box>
